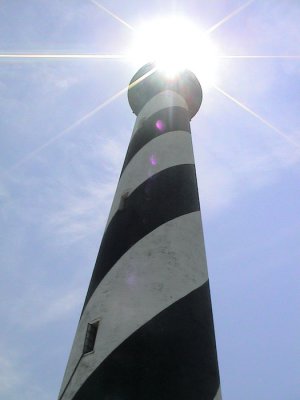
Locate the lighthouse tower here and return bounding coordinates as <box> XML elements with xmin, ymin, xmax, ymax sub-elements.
<box><xmin>58</xmin><ymin>64</ymin><xmax>221</xmax><ymax>400</ymax></box>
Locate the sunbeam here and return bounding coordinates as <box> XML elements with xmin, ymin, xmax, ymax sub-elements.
<box><xmin>4</xmin><ymin>88</ymin><xmax>127</xmax><ymax>175</ymax></box>
<box><xmin>89</xmin><ymin>0</ymin><xmax>135</xmax><ymax>31</ymax></box>
<box><xmin>128</xmin><ymin>66</ymin><xmax>156</xmax><ymax>89</ymax></box>
<box><xmin>3</xmin><ymin>67</ymin><xmax>156</xmax><ymax>175</ymax></box>
<box><xmin>220</xmin><ymin>55</ymin><xmax>300</xmax><ymax>59</ymax></box>
<box><xmin>214</xmin><ymin>84</ymin><xmax>300</xmax><ymax>151</ymax></box>
<box><xmin>0</xmin><ymin>53</ymin><xmax>127</xmax><ymax>60</ymax></box>
<box><xmin>206</xmin><ymin>0</ymin><xmax>255</xmax><ymax>35</ymax></box>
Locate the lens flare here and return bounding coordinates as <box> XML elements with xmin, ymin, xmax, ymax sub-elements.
<box><xmin>128</xmin><ymin>16</ymin><xmax>220</xmax><ymax>87</ymax></box>
<box><xmin>155</xmin><ymin>120</ymin><xmax>166</xmax><ymax>132</ymax></box>
<box><xmin>149</xmin><ymin>155</ymin><xmax>157</xmax><ymax>166</ymax></box>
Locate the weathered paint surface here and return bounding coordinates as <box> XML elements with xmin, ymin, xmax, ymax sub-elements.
<box><xmin>59</xmin><ymin>212</ymin><xmax>209</xmax><ymax>399</ymax></box>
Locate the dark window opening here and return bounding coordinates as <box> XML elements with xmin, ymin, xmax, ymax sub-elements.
<box><xmin>119</xmin><ymin>192</ymin><xmax>130</xmax><ymax>211</ymax></box>
<box><xmin>83</xmin><ymin>322</ymin><xmax>99</xmax><ymax>354</ymax></box>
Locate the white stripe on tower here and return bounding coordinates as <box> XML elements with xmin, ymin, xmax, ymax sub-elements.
<box><xmin>105</xmin><ymin>129</ymin><xmax>194</xmax><ymax>228</ymax></box>
<box><xmin>214</xmin><ymin>388</ymin><xmax>222</xmax><ymax>400</ymax></box>
<box><xmin>131</xmin><ymin>89</ymin><xmax>188</xmax><ymax>137</ymax></box>
<box><xmin>58</xmin><ymin>64</ymin><xmax>221</xmax><ymax>400</ymax></box>
<box><xmin>59</xmin><ymin>212</ymin><xmax>208</xmax><ymax>399</ymax></box>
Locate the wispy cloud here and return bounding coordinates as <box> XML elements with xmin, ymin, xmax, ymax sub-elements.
<box><xmin>197</xmin><ymin>132</ymin><xmax>300</xmax><ymax>216</ymax></box>
<box><xmin>0</xmin><ymin>354</ymin><xmax>22</xmax><ymax>394</ymax></box>
<box><xmin>44</xmin><ymin>132</ymin><xmax>126</xmax><ymax>243</ymax></box>
<box><xmin>195</xmin><ymin>88</ymin><xmax>300</xmax><ymax>217</ymax></box>
<box><xmin>47</xmin><ymin>180</ymin><xmax>116</xmax><ymax>242</ymax></box>
<box><xmin>9</xmin><ymin>285</ymin><xmax>83</xmax><ymax>329</ymax></box>
<box><xmin>0</xmin><ymin>349</ymin><xmax>52</xmax><ymax>400</ymax></box>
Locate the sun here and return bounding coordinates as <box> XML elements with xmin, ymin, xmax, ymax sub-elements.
<box><xmin>128</xmin><ymin>16</ymin><xmax>220</xmax><ymax>88</ymax></box>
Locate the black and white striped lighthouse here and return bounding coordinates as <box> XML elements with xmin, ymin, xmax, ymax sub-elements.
<box><xmin>58</xmin><ymin>63</ymin><xmax>221</xmax><ymax>400</ymax></box>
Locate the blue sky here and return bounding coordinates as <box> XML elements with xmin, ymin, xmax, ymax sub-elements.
<box><xmin>0</xmin><ymin>1</ymin><xmax>300</xmax><ymax>399</ymax></box>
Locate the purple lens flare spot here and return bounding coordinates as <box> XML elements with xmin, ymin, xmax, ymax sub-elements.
<box><xmin>149</xmin><ymin>154</ymin><xmax>157</xmax><ymax>166</ymax></box>
<box><xmin>155</xmin><ymin>119</ymin><xmax>165</xmax><ymax>132</ymax></box>
<box><xmin>127</xmin><ymin>273</ymin><xmax>137</xmax><ymax>286</ymax></box>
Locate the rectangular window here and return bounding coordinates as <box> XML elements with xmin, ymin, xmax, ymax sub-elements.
<box><xmin>83</xmin><ymin>321</ymin><xmax>99</xmax><ymax>355</ymax></box>
<box><xmin>119</xmin><ymin>192</ymin><xmax>130</xmax><ymax>211</ymax></box>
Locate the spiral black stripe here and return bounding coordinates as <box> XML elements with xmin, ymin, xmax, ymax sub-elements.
<box><xmin>74</xmin><ymin>283</ymin><xmax>220</xmax><ymax>400</ymax></box>
<box><xmin>58</xmin><ymin>68</ymin><xmax>222</xmax><ymax>400</ymax></box>
<box><xmin>82</xmin><ymin>163</ymin><xmax>199</xmax><ymax>314</ymax></box>
<box><xmin>121</xmin><ymin>106</ymin><xmax>190</xmax><ymax>175</ymax></box>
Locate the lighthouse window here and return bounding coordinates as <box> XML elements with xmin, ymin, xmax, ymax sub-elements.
<box><xmin>83</xmin><ymin>322</ymin><xmax>99</xmax><ymax>355</ymax></box>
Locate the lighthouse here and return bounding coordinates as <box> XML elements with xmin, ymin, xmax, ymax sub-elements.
<box><xmin>58</xmin><ymin>63</ymin><xmax>221</xmax><ymax>400</ymax></box>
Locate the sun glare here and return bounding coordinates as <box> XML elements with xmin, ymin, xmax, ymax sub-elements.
<box><xmin>128</xmin><ymin>16</ymin><xmax>220</xmax><ymax>87</ymax></box>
